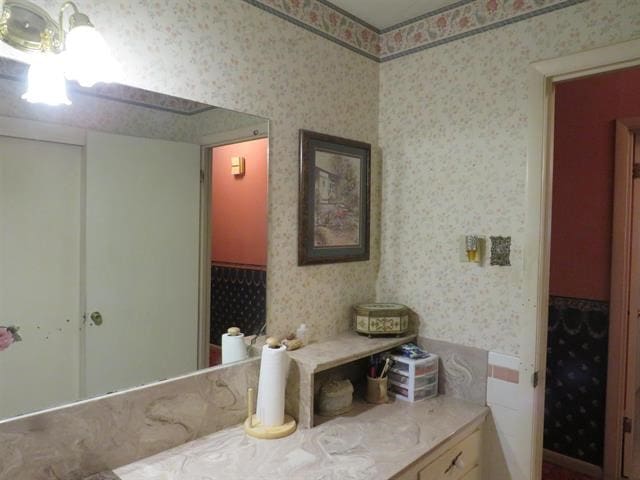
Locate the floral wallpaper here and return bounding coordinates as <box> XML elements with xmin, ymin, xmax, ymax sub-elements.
<box><xmin>0</xmin><ymin>67</ymin><xmax>264</xmax><ymax>144</ymax></box>
<box><xmin>377</xmin><ymin>0</ymin><xmax>640</xmax><ymax>355</ymax></box>
<box><xmin>193</xmin><ymin>107</ymin><xmax>268</xmax><ymax>138</ymax></box>
<box><xmin>0</xmin><ymin>0</ymin><xmax>381</xmax><ymax>344</ymax></box>
<box><xmin>87</xmin><ymin>83</ymin><xmax>213</xmax><ymax>114</ymax></box>
<box><xmin>0</xmin><ymin>56</ymin><xmax>213</xmax><ymax>114</ymax></box>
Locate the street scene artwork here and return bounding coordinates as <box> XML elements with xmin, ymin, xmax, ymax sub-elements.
<box><xmin>313</xmin><ymin>150</ymin><xmax>361</xmax><ymax>248</ymax></box>
<box><xmin>298</xmin><ymin>129</ymin><xmax>370</xmax><ymax>265</ymax></box>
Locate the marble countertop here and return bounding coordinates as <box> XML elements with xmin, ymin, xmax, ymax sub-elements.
<box><xmin>112</xmin><ymin>396</ymin><xmax>488</xmax><ymax>480</ymax></box>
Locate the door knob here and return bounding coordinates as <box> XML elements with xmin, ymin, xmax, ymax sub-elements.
<box><xmin>90</xmin><ymin>311</ymin><xmax>103</xmax><ymax>326</ymax></box>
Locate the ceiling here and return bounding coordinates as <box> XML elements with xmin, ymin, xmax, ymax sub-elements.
<box><xmin>328</xmin><ymin>0</ymin><xmax>464</xmax><ymax>30</ymax></box>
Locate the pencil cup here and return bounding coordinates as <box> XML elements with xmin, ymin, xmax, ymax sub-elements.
<box><xmin>366</xmin><ymin>376</ymin><xmax>388</xmax><ymax>404</ymax></box>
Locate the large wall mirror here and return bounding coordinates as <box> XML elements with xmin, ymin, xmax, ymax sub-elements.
<box><xmin>0</xmin><ymin>57</ymin><xmax>268</xmax><ymax>421</ymax></box>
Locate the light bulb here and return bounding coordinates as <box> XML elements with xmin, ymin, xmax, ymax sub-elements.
<box><xmin>22</xmin><ymin>53</ymin><xmax>71</xmax><ymax>106</ymax></box>
<box><xmin>63</xmin><ymin>25</ymin><xmax>119</xmax><ymax>87</ymax></box>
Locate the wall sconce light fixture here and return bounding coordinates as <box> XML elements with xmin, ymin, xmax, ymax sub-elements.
<box><xmin>0</xmin><ymin>0</ymin><xmax>119</xmax><ymax>105</ymax></box>
<box><xmin>231</xmin><ymin>156</ymin><xmax>245</xmax><ymax>176</ymax></box>
<box><xmin>463</xmin><ymin>235</ymin><xmax>484</xmax><ymax>263</ymax></box>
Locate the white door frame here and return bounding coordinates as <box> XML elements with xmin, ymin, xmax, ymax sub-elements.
<box><xmin>614</xmin><ymin>119</ymin><xmax>640</xmax><ymax>478</ymax></box>
<box><xmin>197</xmin><ymin>145</ymin><xmax>213</xmax><ymax>369</ymax></box>
<box><xmin>525</xmin><ymin>38</ymin><xmax>640</xmax><ymax>479</ymax></box>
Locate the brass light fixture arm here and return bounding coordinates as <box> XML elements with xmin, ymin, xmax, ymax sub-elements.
<box><xmin>58</xmin><ymin>1</ymin><xmax>78</xmax><ymax>45</ymax></box>
<box><xmin>58</xmin><ymin>1</ymin><xmax>94</xmax><ymax>47</ymax></box>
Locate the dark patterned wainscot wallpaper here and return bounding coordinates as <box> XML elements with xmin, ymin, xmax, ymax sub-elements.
<box><xmin>544</xmin><ymin>295</ymin><xmax>609</xmax><ymax>467</ymax></box>
<box><xmin>210</xmin><ymin>264</ymin><xmax>266</xmax><ymax>346</ymax></box>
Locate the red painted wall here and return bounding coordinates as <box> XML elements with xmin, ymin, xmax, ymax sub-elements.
<box><xmin>550</xmin><ymin>66</ymin><xmax>640</xmax><ymax>301</ymax></box>
<box><xmin>211</xmin><ymin>138</ymin><xmax>268</xmax><ymax>267</ymax></box>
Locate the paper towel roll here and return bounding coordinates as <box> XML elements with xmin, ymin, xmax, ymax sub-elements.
<box><xmin>221</xmin><ymin>332</ymin><xmax>248</xmax><ymax>364</ymax></box>
<box><xmin>256</xmin><ymin>344</ymin><xmax>288</xmax><ymax>427</ymax></box>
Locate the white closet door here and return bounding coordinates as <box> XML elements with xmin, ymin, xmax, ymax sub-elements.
<box><xmin>84</xmin><ymin>131</ymin><xmax>200</xmax><ymax>397</ymax></box>
<box><xmin>0</xmin><ymin>136</ymin><xmax>82</xmax><ymax>418</ymax></box>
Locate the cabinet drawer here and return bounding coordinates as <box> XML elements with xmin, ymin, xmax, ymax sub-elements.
<box><xmin>418</xmin><ymin>430</ymin><xmax>481</xmax><ymax>480</ymax></box>
<box><xmin>460</xmin><ymin>466</ymin><xmax>481</xmax><ymax>480</ymax></box>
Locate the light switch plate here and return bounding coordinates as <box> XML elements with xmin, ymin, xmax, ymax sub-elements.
<box><xmin>489</xmin><ymin>236</ymin><xmax>511</xmax><ymax>266</ymax></box>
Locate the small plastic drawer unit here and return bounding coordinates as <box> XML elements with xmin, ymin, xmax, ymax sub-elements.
<box><xmin>388</xmin><ymin>353</ymin><xmax>439</xmax><ymax>402</ymax></box>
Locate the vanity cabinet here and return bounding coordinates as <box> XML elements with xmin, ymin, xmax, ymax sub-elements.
<box><xmin>459</xmin><ymin>467</ymin><xmax>481</xmax><ymax>480</ymax></box>
<box><xmin>392</xmin><ymin>420</ymin><xmax>485</xmax><ymax>480</ymax></box>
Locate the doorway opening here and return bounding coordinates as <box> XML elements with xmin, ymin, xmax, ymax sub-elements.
<box><xmin>539</xmin><ymin>66</ymin><xmax>640</xmax><ymax>479</ymax></box>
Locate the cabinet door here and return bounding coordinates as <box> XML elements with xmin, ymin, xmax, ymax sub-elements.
<box><xmin>418</xmin><ymin>430</ymin><xmax>481</xmax><ymax>480</ymax></box>
<box><xmin>84</xmin><ymin>131</ymin><xmax>201</xmax><ymax>397</ymax></box>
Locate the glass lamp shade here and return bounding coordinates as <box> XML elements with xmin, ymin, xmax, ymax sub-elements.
<box><xmin>63</xmin><ymin>25</ymin><xmax>119</xmax><ymax>87</ymax></box>
<box><xmin>21</xmin><ymin>53</ymin><xmax>71</xmax><ymax>106</ymax></box>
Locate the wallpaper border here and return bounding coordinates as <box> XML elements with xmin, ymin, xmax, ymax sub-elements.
<box><xmin>380</xmin><ymin>0</ymin><xmax>591</xmax><ymax>62</ymax></box>
<box><xmin>243</xmin><ymin>0</ymin><xmax>590</xmax><ymax>62</ymax></box>
<box><xmin>240</xmin><ymin>0</ymin><xmax>380</xmax><ymax>61</ymax></box>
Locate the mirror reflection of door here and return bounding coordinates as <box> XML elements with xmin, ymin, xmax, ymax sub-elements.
<box><xmin>0</xmin><ymin>129</ymin><xmax>202</xmax><ymax>416</ymax></box>
<box><xmin>208</xmin><ymin>138</ymin><xmax>268</xmax><ymax>366</ymax></box>
<box><xmin>0</xmin><ymin>136</ymin><xmax>82</xmax><ymax>418</ymax></box>
<box><xmin>84</xmin><ymin>131</ymin><xmax>201</xmax><ymax>397</ymax></box>
<box><xmin>0</xmin><ymin>57</ymin><xmax>269</xmax><ymax>421</ymax></box>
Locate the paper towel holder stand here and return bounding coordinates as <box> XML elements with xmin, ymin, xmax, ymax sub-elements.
<box><xmin>244</xmin><ymin>337</ymin><xmax>297</xmax><ymax>439</ymax></box>
<box><xmin>244</xmin><ymin>386</ymin><xmax>297</xmax><ymax>439</ymax></box>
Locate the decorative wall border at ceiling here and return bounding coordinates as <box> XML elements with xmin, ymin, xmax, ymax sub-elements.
<box><xmin>242</xmin><ymin>0</ymin><xmax>381</xmax><ymax>60</ymax></box>
<box><xmin>243</xmin><ymin>0</ymin><xmax>589</xmax><ymax>62</ymax></box>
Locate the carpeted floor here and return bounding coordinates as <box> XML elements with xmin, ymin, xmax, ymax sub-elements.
<box><xmin>542</xmin><ymin>462</ymin><xmax>597</xmax><ymax>480</ymax></box>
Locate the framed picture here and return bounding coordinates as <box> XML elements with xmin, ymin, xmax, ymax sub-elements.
<box><xmin>298</xmin><ymin>129</ymin><xmax>371</xmax><ymax>265</ymax></box>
